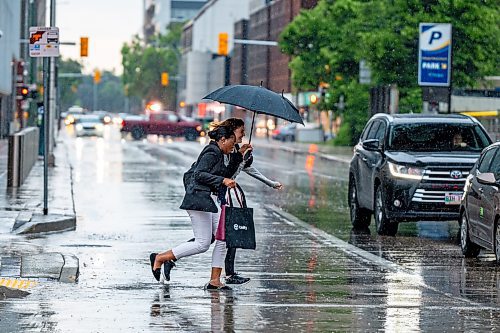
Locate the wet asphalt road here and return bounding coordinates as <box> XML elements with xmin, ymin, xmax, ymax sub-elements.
<box><xmin>2</xmin><ymin>126</ymin><xmax>500</xmax><ymax>332</ymax></box>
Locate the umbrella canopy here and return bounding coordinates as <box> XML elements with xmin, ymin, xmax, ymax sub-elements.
<box><xmin>203</xmin><ymin>85</ymin><xmax>304</xmax><ymax>125</ymax></box>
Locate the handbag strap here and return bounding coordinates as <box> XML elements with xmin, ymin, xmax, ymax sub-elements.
<box><xmin>227</xmin><ymin>184</ymin><xmax>246</xmax><ymax>208</ymax></box>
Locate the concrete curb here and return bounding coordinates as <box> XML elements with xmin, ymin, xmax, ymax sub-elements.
<box><xmin>19</xmin><ymin>252</ymin><xmax>79</xmax><ymax>283</ymax></box>
<box><xmin>60</xmin><ymin>254</ymin><xmax>79</xmax><ymax>283</ymax></box>
<box><xmin>13</xmin><ymin>213</ymin><xmax>76</xmax><ymax>234</ymax></box>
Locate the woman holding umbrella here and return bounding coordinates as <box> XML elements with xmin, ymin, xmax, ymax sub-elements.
<box><xmin>150</xmin><ymin>125</ymin><xmax>251</xmax><ymax>290</ymax></box>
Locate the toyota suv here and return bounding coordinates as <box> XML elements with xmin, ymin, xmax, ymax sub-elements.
<box><xmin>348</xmin><ymin>114</ymin><xmax>492</xmax><ymax>236</ymax></box>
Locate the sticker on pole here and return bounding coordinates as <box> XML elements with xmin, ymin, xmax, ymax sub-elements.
<box><xmin>418</xmin><ymin>23</ymin><xmax>451</xmax><ymax>86</ymax></box>
<box><xmin>29</xmin><ymin>27</ymin><xmax>60</xmax><ymax>57</ymax></box>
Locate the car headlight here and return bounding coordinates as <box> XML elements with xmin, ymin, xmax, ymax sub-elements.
<box><xmin>95</xmin><ymin>124</ymin><xmax>104</xmax><ymax>131</ymax></box>
<box><xmin>76</xmin><ymin>124</ymin><xmax>83</xmax><ymax>131</ymax></box>
<box><xmin>388</xmin><ymin>162</ymin><xmax>424</xmax><ymax>180</ymax></box>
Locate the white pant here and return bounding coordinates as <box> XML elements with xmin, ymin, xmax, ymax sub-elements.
<box><xmin>172</xmin><ymin>198</ymin><xmax>226</xmax><ymax>268</ymax></box>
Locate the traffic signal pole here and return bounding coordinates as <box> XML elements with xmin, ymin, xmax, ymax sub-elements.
<box><xmin>42</xmin><ymin>57</ymin><xmax>49</xmax><ymax>215</ymax></box>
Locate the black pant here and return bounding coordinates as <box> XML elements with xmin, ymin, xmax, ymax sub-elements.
<box><xmin>225</xmin><ymin>247</ymin><xmax>237</xmax><ymax>276</ymax></box>
<box><xmin>190</xmin><ymin>236</ymin><xmax>237</xmax><ymax>276</ymax></box>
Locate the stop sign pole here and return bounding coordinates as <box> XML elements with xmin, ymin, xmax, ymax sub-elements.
<box><xmin>29</xmin><ymin>26</ymin><xmax>60</xmax><ymax>215</ymax></box>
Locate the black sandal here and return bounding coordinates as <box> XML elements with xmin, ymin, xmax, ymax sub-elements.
<box><xmin>149</xmin><ymin>253</ymin><xmax>161</xmax><ymax>281</ymax></box>
<box><xmin>205</xmin><ymin>283</ymin><xmax>232</xmax><ymax>291</ymax></box>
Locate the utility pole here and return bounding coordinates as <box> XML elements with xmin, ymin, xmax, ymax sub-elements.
<box><xmin>49</xmin><ymin>0</ymin><xmax>57</xmax><ymax>154</ymax></box>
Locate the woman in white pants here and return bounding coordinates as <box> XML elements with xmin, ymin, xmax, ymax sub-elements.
<box><xmin>150</xmin><ymin>126</ymin><xmax>251</xmax><ymax>290</ymax></box>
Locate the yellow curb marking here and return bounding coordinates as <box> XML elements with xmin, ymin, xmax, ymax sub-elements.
<box><xmin>0</xmin><ymin>278</ymin><xmax>38</xmax><ymax>290</ymax></box>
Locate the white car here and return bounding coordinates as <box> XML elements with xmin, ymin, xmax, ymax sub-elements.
<box><xmin>75</xmin><ymin>115</ymin><xmax>104</xmax><ymax>137</ymax></box>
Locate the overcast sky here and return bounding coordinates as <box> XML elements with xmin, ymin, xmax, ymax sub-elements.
<box><xmin>56</xmin><ymin>0</ymin><xmax>143</xmax><ymax>74</ymax></box>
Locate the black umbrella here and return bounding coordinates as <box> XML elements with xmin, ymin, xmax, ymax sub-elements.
<box><xmin>202</xmin><ymin>84</ymin><xmax>304</xmax><ymax>143</ymax></box>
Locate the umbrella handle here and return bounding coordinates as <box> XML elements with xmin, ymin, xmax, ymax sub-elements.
<box><xmin>248</xmin><ymin>112</ymin><xmax>256</xmax><ymax>144</ymax></box>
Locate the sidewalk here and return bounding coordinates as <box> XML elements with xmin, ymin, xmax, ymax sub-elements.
<box><xmin>0</xmin><ymin>136</ymin><xmax>79</xmax><ymax>295</ymax></box>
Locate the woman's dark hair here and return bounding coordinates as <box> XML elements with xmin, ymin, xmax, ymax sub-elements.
<box><xmin>211</xmin><ymin>118</ymin><xmax>244</xmax><ymax>133</ymax></box>
<box><xmin>208</xmin><ymin>126</ymin><xmax>235</xmax><ymax>141</ymax></box>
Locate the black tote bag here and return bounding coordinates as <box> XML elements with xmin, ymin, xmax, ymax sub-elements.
<box><xmin>225</xmin><ymin>184</ymin><xmax>256</xmax><ymax>250</ymax></box>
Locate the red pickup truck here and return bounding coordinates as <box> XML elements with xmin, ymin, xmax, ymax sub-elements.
<box><xmin>121</xmin><ymin>112</ymin><xmax>203</xmax><ymax>141</ymax></box>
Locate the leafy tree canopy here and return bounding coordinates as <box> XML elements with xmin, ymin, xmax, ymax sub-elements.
<box><xmin>280</xmin><ymin>0</ymin><xmax>500</xmax><ymax>144</ymax></box>
<box><xmin>121</xmin><ymin>23</ymin><xmax>183</xmax><ymax>110</ymax></box>
<box><xmin>58</xmin><ymin>58</ymin><xmax>83</xmax><ymax>112</ymax></box>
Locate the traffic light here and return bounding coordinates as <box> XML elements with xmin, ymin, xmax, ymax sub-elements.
<box><xmin>16</xmin><ymin>85</ymin><xmax>30</xmax><ymax>100</ymax></box>
<box><xmin>309</xmin><ymin>93</ymin><xmax>318</xmax><ymax>104</ymax></box>
<box><xmin>80</xmin><ymin>37</ymin><xmax>88</xmax><ymax>57</ymax></box>
<box><xmin>21</xmin><ymin>86</ymin><xmax>29</xmax><ymax>100</ymax></box>
<box><xmin>218</xmin><ymin>32</ymin><xmax>228</xmax><ymax>56</ymax></box>
<box><xmin>161</xmin><ymin>72</ymin><xmax>169</xmax><ymax>86</ymax></box>
<box><xmin>93</xmin><ymin>70</ymin><xmax>101</xmax><ymax>84</ymax></box>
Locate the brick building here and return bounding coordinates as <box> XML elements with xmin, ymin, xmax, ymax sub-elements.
<box><xmin>231</xmin><ymin>0</ymin><xmax>317</xmax><ymax>93</ymax></box>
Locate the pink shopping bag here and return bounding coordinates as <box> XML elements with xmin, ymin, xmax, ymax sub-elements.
<box><xmin>215</xmin><ymin>205</ymin><xmax>226</xmax><ymax>241</ymax></box>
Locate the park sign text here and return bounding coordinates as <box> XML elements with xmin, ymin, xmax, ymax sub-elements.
<box><xmin>418</xmin><ymin>23</ymin><xmax>452</xmax><ymax>87</ymax></box>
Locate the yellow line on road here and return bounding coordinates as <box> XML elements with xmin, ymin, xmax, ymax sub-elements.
<box><xmin>0</xmin><ymin>278</ymin><xmax>37</xmax><ymax>290</ymax></box>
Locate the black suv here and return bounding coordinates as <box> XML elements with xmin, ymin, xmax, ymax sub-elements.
<box><xmin>349</xmin><ymin>114</ymin><xmax>492</xmax><ymax>236</ymax></box>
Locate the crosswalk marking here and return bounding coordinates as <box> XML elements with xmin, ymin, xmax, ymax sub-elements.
<box><xmin>0</xmin><ymin>278</ymin><xmax>37</xmax><ymax>290</ymax></box>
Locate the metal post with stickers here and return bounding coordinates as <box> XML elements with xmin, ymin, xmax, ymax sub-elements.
<box><xmin>29</xmin><ymin>26</ymin><xmax>60</xmax><ymax>215</ymax></box>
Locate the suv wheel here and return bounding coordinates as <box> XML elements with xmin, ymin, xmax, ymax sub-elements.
<box><xmin>348</xmin><ymin>179</ymin><xmax>371</xmax><ymax>228</ymax></box>
<box><xmin>131</xmin><ymin>127</ymin><xmax>144</xmax><ymax>140</ymax></box>
<box><xmin>460</xmin><ymin>212</ymin><xmax>480</xmax><ymax>257</ymax></box>
<box><xmin>374</xmin><ymin>187</ymin><xmax>398</xmax><ymax>236</ymax></box>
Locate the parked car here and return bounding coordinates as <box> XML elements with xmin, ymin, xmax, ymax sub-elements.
<box><xmin>272</xmin><ymin>123</ymin><xmax>296</xmax><ymax>142</ymax></box>
<box><xmin>348</xmin><ymin>114</ymin><xmax>492</xmax><ymax>236</ymax></box>
<box><xmin>75</xmin><ymin>115</ymin><xmax>104</xmax><ymax>137</ymax></box>
<box><xmin>121</xmin><ymin>111</ymin><xmax>202</xmax><ymax>141</ymax></box>
<box><xmin>460</xmin><ymin>142</ymin><xmax>500</xmax><ymax>261</ymax></box>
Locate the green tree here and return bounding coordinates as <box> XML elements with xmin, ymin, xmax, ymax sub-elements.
<box><xmin>121</xmin><ymin>24</ymin><xmax>183</xmax><ymax>110</ymax></box>
<box><xmin>280</xmin><ymin>0</ymin><xmax>500</xmax><ymax>145</ymax></box>
<box><xmin>74</xmin><ymin>71</ymin><xmax>128</xmax><ymax>113</ymax></box>
<box><xmin>58</xmin><ymin>58</ymin><xmax>83</xmax><ymax>112</ymax></box>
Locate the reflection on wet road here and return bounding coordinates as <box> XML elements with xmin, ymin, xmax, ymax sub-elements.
<box><xmin>2</xmin><ymin>127</ymin><xmax>500</xmax><ymax>331</ymax></box>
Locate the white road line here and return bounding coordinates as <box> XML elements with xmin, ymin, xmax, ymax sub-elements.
<box><xmin>266</xmin><ymin>204</ymin><xmax>487</xmax><ymax>308</ymax></box>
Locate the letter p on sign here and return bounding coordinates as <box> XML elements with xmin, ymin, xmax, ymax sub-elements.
<box><xmin>429</xmin><ymin>31</ymin><xmax>442</xmax><ymax>44</ymax></box>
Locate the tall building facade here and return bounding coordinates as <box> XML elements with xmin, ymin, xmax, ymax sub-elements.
<box><xmin>0</xmin><ymin>0</ymin><xmax>21</xmax><ymax>137</ymax></box>
<box><xmin>244</xmin><ymin>0</ymin><xmax>317</xmax><ymax>92</ymax></box>
<box><xmin>0</xmin><ymin>0</ymin><xmax>45</xmax><ymax>137</ymax></box>
<box><xmin>143</xmin><ymin>0</ymin><xmax>207</xmax><ymax>40</ymax></box>
<box><xmin>179</xmin><ymin>0</ymin><xmax>252</xmax><ymax>117</ymax></box>
<box><xmin>178</xmin><ymin>0</ymin><xmax>318</xmax><ymax>119</ymax></box>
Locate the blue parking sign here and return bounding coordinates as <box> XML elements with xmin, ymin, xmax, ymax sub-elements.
<box><xmin>418</xmin><ymin>23</ymin><xmax>452</xmax><ymax>86</ymax></box>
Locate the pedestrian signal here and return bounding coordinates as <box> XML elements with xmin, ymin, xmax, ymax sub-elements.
<box><xmin>93</xmin><ymin>70</ymin><xmax>101</xmax><ymax>84</ymax></box>
<box><xmin>161</xmin><ymin>72</ymin><xmax>169</xmax><ymax>86</ymax></box>
<box><xmin>80</xmin><ymin>37</ymin><xmax>88</xmax><ymax>57</ymax></box>
<box><xmin>218</xmin><ymin>32</ymin><xmax>228</xmax><ymax>56</ymax></box>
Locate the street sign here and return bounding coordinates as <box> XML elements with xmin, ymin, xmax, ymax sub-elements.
<box><xmin>29</xmin><ymin>27</ymin><xmax>60</xmax><ymax>57</ymax></box>
<box><xmin>418</xmin><ymin>23</ymin><xmax>452</xmax><ymax>86</ymax></box>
